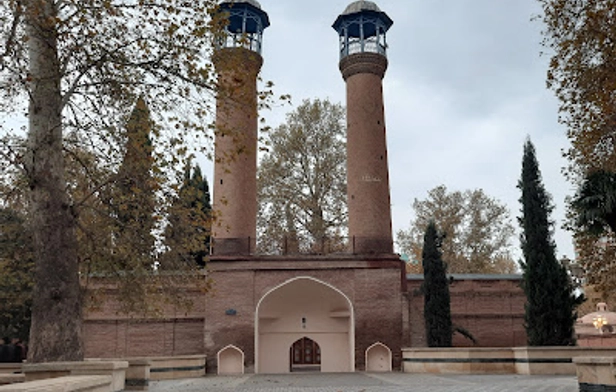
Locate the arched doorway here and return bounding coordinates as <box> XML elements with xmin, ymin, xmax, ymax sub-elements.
<box><xmin>217</xmin><ymin>345</ymin><xmax>244</xmax><ymax>375</ymax></box>
<box><xmin>365</xmin><ymin>342</ymin><xmax>392</xmax><ymax>372</ymax></box>
<box><xmin>289</xmin><ymin>337</ymin><xmax>321</xmax><ymax>372</ymax></box>
<box><xmin>255</xmin><ymin>276</ymin><xmax>354</xmax><ymax>373</ymax></box>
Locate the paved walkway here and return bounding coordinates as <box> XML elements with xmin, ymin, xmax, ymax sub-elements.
<box><xmin>149</xmin><ymin>372</ymin><xmax>578</xmax><ymax>392</ymax></box>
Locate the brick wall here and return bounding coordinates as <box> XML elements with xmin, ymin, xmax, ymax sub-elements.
<box><xmin>204</xmin><ymin>254</ymin><xmax>407</xmax><ymax>371</ymax></box>
<box><xmin>83</xmin><ymin>278</ymin><xmax>207</xmax><ymax>359</ymax></box>
<box><xmin>82</xmin><ymin>265</ymin><xmax>527</xmax><ymax>372</ymax></box>
<box><xmin>407</xmin><ymin>274</ymin><xmax>527</xmax><ymax>347</ymax></box>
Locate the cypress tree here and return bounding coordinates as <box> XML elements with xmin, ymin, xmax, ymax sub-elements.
<box><xmin>518</xmin><ymin>139</ymin><xmax>583</xmax><ymax>346</ymax></box>
<box><xmin>112</xmin><ymin>97</ymin><xmax>157</xmax><ymax>270</ymax></box>
<box><xmin>571</xmin><ymin>169</ymin><xmax>616</xmax><ymax>235</ymax></box>
<box><xmin>422</xmin><ymin>220</ymin><xmax>452</xmax><ymax>347</ymax></box>
<box><xmin>163</xmin><ymin>163</ymin><xmax>212</xmax><ymax>267</ymax></box>
<box><xmin>185</xmin><ymin>165</ymin><xmax>212</xmax><ymax>266</ymax></box>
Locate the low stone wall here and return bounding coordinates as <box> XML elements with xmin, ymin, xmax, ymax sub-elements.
<box><xmin>23</xmin><ymin>361</ymin><xmax>128</xmax><ymax>392</ymax></box>
<box><xmin>147</xmin><ymin>355</ymin><xmax>205</xmax><ymax>381</ymax></box>
<box><xmin>403</xmin><ymin>347</ymin><xmax>616</xmax><ymax>375</ymax></box>
<box><xmin>0</xmin><ymin>375</ymin><xmax>112</xmax><ymax>392</ymax></box>
<box><xmin>513</xmin><ymin>346</ymin><xmax>576</xmax><ymax>375</ymax></box>
<box><xmin>0</xmin><ymin>374</ymin><xmax>24</xmax><ymax>386</ymax></box>
<box><xmin>85</xmin><ymin>358</ymin><xmax>149</xmax><ymax>390</ymax></box>
<box><xmin>402</xmin><ymin>348</ymin><xmax>514</xmax><ymax>374</ymax></box>
<box><xmin>574</xmin><ymin>357</ymin><xmax>616</xmax><ymax>392</ymax></box>
<box><xmin>514</xmin><ymin>347</ymin><xmax>616</xmax><ymax>375</ymax></box>
<box><xmin>85</xmin><ymin>354</ymin><xmax>205</xmax><ymax>384</ymax></box>
<box><xmin>124</xmin><ymin>359</ymin><xmax>150</xmax><ymax>390</ymax></box>
<box><xmin>0</xmin><ymin>365</ymin><xmax>22</xmax><ymax>375</ymax></box>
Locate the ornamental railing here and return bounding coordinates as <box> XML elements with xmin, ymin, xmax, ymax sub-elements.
<box><xmin>210</xmin><ymin>236</ymin><xmax>393</xmax><ymax>256</ymax></box>
<box><xmin>341</xmin><ymin>37</ymin><xmax>387</xmax><ymax>58</ymax></box>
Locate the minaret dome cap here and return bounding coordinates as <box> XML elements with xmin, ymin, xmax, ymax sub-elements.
<box><xmin>341</xmin><ymin>0</ymin><xmax>382</xmax><ymax>15</ymax></box>
<box><xmin>333</xmin><ymin>1</ymin><xmax>393</xmax><ymax>37</ymax></box>
<box><xmin>218</xmin><ymin>0</ymin><xmax>270</xmax><ymax>32</ymax></box>
<box><xmin>220</xmin><ymin>0</ymin><xmax>263</xmax><ymax>10</ymax></box>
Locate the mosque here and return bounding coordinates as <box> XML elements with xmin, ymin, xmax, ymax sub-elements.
<box><xmin>83</xmin><ymin>0</ymin><xmax>527</xmax><ymax>373</ymax></box>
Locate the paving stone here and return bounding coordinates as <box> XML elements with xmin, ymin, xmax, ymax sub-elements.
<box><xmin>149</xmin><ymin>372</ymin><xmax>578</xmax><ymax>392</ymax></box>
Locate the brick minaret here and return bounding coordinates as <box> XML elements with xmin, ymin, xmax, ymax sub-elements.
<box><xmin>333</xmin><ymin>1</ymin><xmax>394</xmax><ymax>254</ymax></box>
<box><xmin>212</xmin><ymin>1</ymin><xmax>269</xmax><ymax>255</ymax></box>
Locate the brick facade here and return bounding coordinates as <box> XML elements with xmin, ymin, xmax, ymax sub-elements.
<box><xmin>407</xmin><ymin>274</ymin><xmax>527</xmax><ymax>348</ymax></box>
<box><xmin>203</xmin><ymin>255</ymin><xmax>407</xmax><ymax>372</ymax></box>
<box><xmin>83</xmin><ymin>264</ymin><xmax>527</xmax><ymax>372</ymax></box>
<box><xmin>212</xmin><ymin>47</ymin><xmax>262</xmax><ymax>255</ymax></box>
<box><xmin>84</xmin><ymin>284</ymin><xmax>207</xmax><ymax>359</ymax></box>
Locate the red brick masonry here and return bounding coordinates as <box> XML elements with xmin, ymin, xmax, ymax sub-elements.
<box><xmin>84</xmin><ymin>258</ymin><xmax>527</xmax><ymax>372</ymax></box>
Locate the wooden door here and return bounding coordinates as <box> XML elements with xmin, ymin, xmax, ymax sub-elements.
<box><xmin>290</xmin><ymin>337</ymin><xmax>321</xmax><ymax>365</ymax></box>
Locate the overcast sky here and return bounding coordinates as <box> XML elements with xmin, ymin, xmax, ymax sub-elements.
<box><xmin>2</xmin><ymin>0</ymin><xmax>574</xmax><ymax>260</ymax></box>
<box><xmin>233</xmin><ymin>0</ymin><xmax>575</xmax><ymax>260</ymax></box>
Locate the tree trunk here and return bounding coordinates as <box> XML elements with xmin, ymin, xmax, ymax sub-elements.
<box><xmin>25</xmin><ymin>0</ymin><xmax>84</xmax><ymax>362</ymax></box>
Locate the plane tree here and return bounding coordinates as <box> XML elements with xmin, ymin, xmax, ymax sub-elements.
<box><xmin>0</xmin><ymin>0</ymin><xmax>236</xmax><ymax>362</ymax></box>
<box><xmin>397</xmin><ymin>185</ymin><xmax>516</xmax><ymax>274</ymax></box>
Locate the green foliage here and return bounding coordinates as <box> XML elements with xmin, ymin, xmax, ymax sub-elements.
<box><xmin>397</xmin><ymin>185</ymin><xmax>516</xmax><ymax>274</ymax></box>
<box><xmin>112</xmin><ymin>97</ymin><xmax>157</xmax><ymax>269</ymax></box>
<box><xmin>570</xmin><ymin>169</ymin><xmax>616</xmax><ymax>300</ymax></box>
<box><xmin>0</xmin><ymin>0</ymin><xmax>273</xmax><ymax>362</ymax></box>
<box><xmin>162</xmin><ymin>162</ymin><xmax>212</xmax><ymax>268</ymax></box>
<box><xmin>0</xmin><ymin>208</ymin><xmax>33</xmax><ymax>342</ymax></box>
<box><xmin>67</xmin><ymin>145</ymin><xmax>116</xmax><ymax>276</ymax></box>
<box><xmin>422</xmin><ymin>220</ymin><xmax>452</xmax><ymax>348</ymax></box>
<box><xmin>538</xmin><ymin>0</ymin><xmax>616</xmax><ymax>301</ymax></box>
<box><xmin>80</xmin><ymin>99</ymin><xmax>210</xmax><ymax>316</ymax></box>
<box><xmin>77</xmin><ymin>99</ymin><xmax>158</xmax><ymax>313</ymax></box>
<box><xmin>538</xmin><ymin>0</ymin><xmax>616</xmax><ymax>174</ymax></box>
<box><xmin>257</xmin><ymin>98</ymin><xmax>347</xmax><ymax>253</ymax></box>
<box><xmin>571</xmin><ymin>170</ymin><xmax>616</xmax><ymax>236</ymax></box>
<box><xmin>1</xmin><ymin>0</ymin><xmax>223</xmax><ymax>142</ymax></box>
<box><xmin>518</xmin><ymin>139</ymin><xmax>583</xmax><ymax>346</ymax></box>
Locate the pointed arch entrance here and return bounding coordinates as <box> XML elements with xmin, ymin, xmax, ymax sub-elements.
<box><xmin>255</xmin><ymin>276</ymin><xmax>354</xmax><ymax>373</ymax></box>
